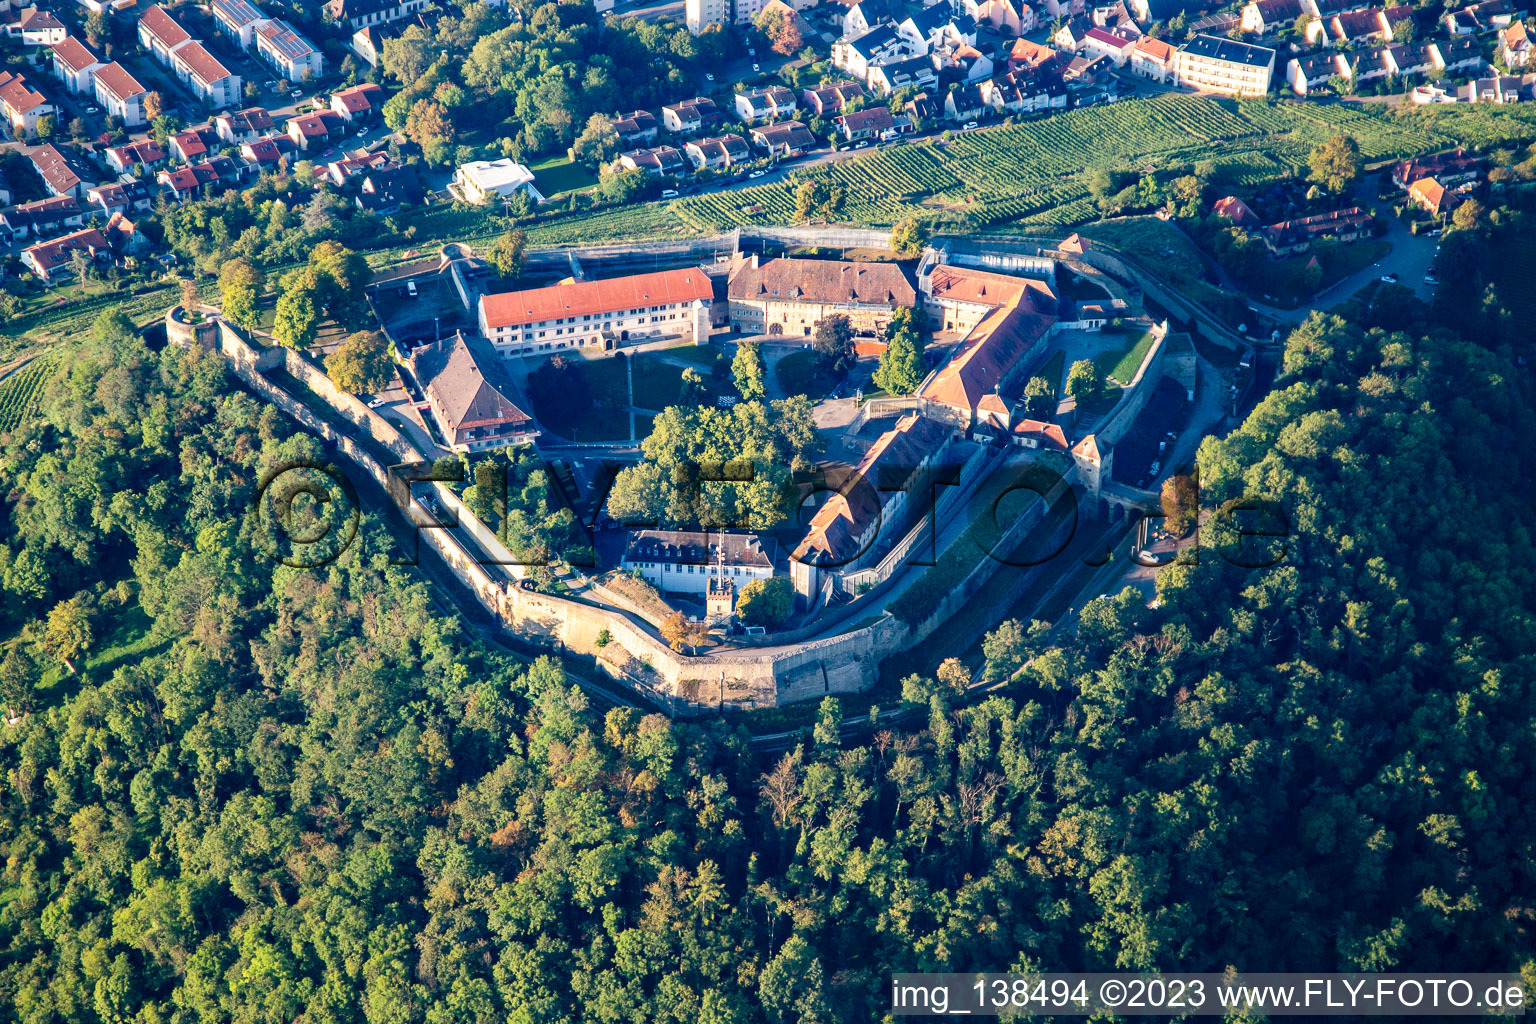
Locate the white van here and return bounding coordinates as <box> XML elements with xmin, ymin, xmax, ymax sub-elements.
<box><xmin>660</xmin><ymin>188</ymin><xmax>679</xmax><ymax>199</ymax></box>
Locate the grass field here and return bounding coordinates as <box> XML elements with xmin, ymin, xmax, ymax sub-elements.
<box><xmin>1096</xmin><ymin>329</ymin><xmax>1159</xmax><ymax>386</ymax></box>
<box><xmin>1033</xmin><ymin>349</ymin><xmax>1066</xmax><ymax>397</ymax></box>
<box><xmin>525</xmin><ymin>354</ymin><xmax>632</xmax><ymax>441</ymax></box>
<box><xmin>631</xmin><ymin>353</ymin><xmax>725</xmax><ymax>410</ymax></box>
<box><xmin>530</xmin><ymin>155</ymin><xmax>599</xmax><ymax>197</ymax></box>
<box><xmin>773</xmin><ymin>349</ymin><xmax>823</xmax><ymax>398</ymax></box>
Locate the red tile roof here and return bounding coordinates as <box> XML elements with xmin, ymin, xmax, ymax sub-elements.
<box><xmin>919</xmin><ymin>301</ymin><xmax>1056</xmax><ymax>416</ymax></box>
<box><xmin>925</xmin><ymin>264</ymin><xmax>1056</xmax><ymax>314</ymax></box>
<box><xmin>331</xmin><ymin>82</ymin><xmax>382</xmax><ymax>112</ymax></box>
<box><xmin>175</xmin><ymin>40</ymin><xmax>233</xmax><ymax>84</ymax></box>
<box><xmin>727</xmin><ymin>257</ymin><xmax>915</xmax><ymax>307</ymax></box>
<box><xmin>287</xmin><ymin>110</ymin><xmax>343</xmax><ymax>136</ymax></box>
<box><xmin>0</xmin><ymin>71</ymin><xmax>49</xmax><ymax>116</ymax></box>
<box><xmin>25</xmin><ymin>227</ymin><xmax>108</xmax><ymax>273</ymax></box>
<box><xmin>107</xmin><ymin>139</ymin><xmax>166</xmax><ymax>165</ymax></box>
<box><xmin>481</xmin><ymin>267</ymin><xmax>714</xmax><ymax>329</ymax></box>
<box><xmin>94</xmin><ymin>62</ymin><xmax>146</xmax><ymax>101</ymax></box>
<box><xmin>1011</xmin><ymin>418</ymin><xmax>1069</xmax><ymax>450</ymax></box>
<box><xmin>139</xmin><ymin>4</ymin><xmax>191</xmax><ymax>48</ymax></box>
<box><xmin>792</xmin><ymin>413</ymin><xmax>951</xmax><ymax>564</ymax></box>
<box><xmin>51</xmin><ymin>37</ymin><xmax>101</xmax><ymax>74</ymax></box>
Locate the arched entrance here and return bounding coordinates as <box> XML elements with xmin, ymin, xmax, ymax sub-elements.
<box><xmin>768</xmin><ymin>323</ymin><xmax>783</xmax><ymax>336</ymax></box>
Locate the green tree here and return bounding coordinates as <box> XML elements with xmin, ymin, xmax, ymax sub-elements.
<box><xmin>1160</xmin><ymin>474</ymin><xmax>1199</xmax><ymax>537</ymax></box>
<box><xmin>569</xmin><ymin>113</ymin><xmax>621</xmax><ymax>168</ymax></box>
<box><xmin>34</xmin><ymin>114</ymin><xmax>56</xmax><ymax>142</ymax></box>
<box><xmin>325</xmin><ymin>330</ymin><xmax>394</xmax><ymax>393</ymax></box>
<box><xmin>0</xmin><ymin>646</ymin><xmax>37</xmax><ymax>714</ymax></box>
<box><xmin>732</xmin><ymin>341</ymin><xmax>767</xmax><ymax>402</ymax></box>
<box><xmin>1022</xmin><ymin>375</ymin><xmax>1055</xmax><ymax>417</ymax></box>
<box><xmin>218</xmin><ymin>257</ymin><xmax>264</xmax><ymax>329</ymax></box>
<box><xmin>889</xmin><ymin>217</ymin><xmax>929</xmax><ymax>258</ymax></box>
<box><xmin>872</xmin><ymin>307</ymin><xmax>925</xmax><ymax>395</ymax></box>
<box><xmin>1066</xmin><ymin>358</ymin><xmax>1102</xmax><ymax>407</ymax></box>
<box><xmin>1308</xmin><ymin>134</ymin><xmax>1363</xmax><ymax>195</ymax></box>
<box><xmin>736</xmin><ymin>576</ymin><xmax>792</xmax><ymax>627</ymax></box>
<box><xmin>812</xmin><ymin>313</ymin><xmax>856</xmax><ymax>375</ymax></box>
<box><xmin>489</xmin><ymin>229</ymin><xmax>529</xmax><ymax>280</ymax></box>
<box><xmin>272</xmin><ymin>269</ymin><xmax>321</xmax><ymax>349</ymax></box>
<box><xmin>43</xmin><ymin>596</ymin><xmax>92</xmax><ymax>666</ymax></box>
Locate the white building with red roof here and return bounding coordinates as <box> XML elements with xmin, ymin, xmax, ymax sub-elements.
<box><xmin>239</xmin><ymin>133</ymin><xmax>296</xmax><ymax>166</ymax></box>
<box><xmin>0</xmin><ymin>69</ymin><xmax>53</xmax><ymax>140</ymax></box>
<box><xmin>329</xmin><ymin>82</ymin><xmax>384</xmax><ymax>122</ymax></box>
<box><xmin>22</xmin><ymin>227</ymin><xmax>109</xmax><ymax>284</ymax></box>
<box><xmin>477</xmin><ymin>267</ymin><xmax>715</xmax><ymax>355</ymax></box>
<box><xmin>172</xmin><ymin>40</ymin><xmax>242</xmax><ymax>108</ymax></box>
<box><xmin>51</xmin><ymin>37</ymin><xmax>105</xmax><ymax>94</ymax></box>
<box><xmin>94</xmin><ymin>62</ymin><xmax>149</xmax><ymax>126</ymax></box>
<box><xmin>285</xmin><ymin>109</ymin><xmax>345</xmax><ymax>150</ymax></box>
<box><xmin>137</xmin><ymin>4</ymin><xmax>192</xmax><ymax>61</ymax></box>
<box><xmin>9</xmin><ymin>7</ymin><xmax>65</xmax><ymax>46</ymax></box>
<box><xmin>105</xmin><ymin>139</ymin><xmax>168</xmax><ymax>174</ymax></box>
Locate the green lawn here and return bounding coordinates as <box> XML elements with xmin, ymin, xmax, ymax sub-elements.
<box><xmin>525</xmin><ymin>354</ymin><xmax>632</xmax><ymax>441</ymax></box>
<box><xmin>530</xmin><ymin>155</ymin><xmax>599</xmax><ymax>198</ymax></box>
<box><xmin>631</xmin><ymin>354</ymin><xmax>724</xmax><ymax>410</ymax></box>
<box><xmin>1033</xmin><ymin>349</ymin><xmax>1065</xmax><ymax>395</ymax></box>
<box><xmin>773</xmin><ymin>349</ymin><xmax>823</xmax><ymax>398</ymax></box>
<box><xmin>1096</xmin><ymin>329</ymin><xmax>1158</xmax><ymax>386</ymax></box>
<box><xmin>35</xmin><ymin>601</ymin><xmax>168</xmax><ymax>708</ymax></box>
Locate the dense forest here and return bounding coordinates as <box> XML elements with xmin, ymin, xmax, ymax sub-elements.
<box><xmin>0</xmin><ymin>266</ymin><xmax>1534</xmax><ymax>1023</ymax></box>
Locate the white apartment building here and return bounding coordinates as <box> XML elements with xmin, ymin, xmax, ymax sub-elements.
<box><xmin>477</xmin><ymin>267</ymin><xmax>715</xmax><ymax>356</ymax></box>
<box><xmin>1175</xmin><ymin>34</ymin><xmax>1276</xmax><ymax>96</ymax></box>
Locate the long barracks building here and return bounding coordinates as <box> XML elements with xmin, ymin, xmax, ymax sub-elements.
<box><xmin>476</xmin><ymin>267</ymin><xmax>715</xmax><ymax>355</ymax></box>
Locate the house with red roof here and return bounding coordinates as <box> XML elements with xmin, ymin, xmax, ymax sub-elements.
<box><xmin>215</xmin><ymin>107</ymin><xmax>275</xmax><ymax>144</ymax></box>
<box><xmin>94</xmin><ymin>62</ymin><xmax>148</xmax><ymax>127</ymax></box>
<box><xmin>173</xmin><ymin>40</ymin><xmax>242</xmax><ymax>108</ymax></box>
<box><xmin>329</xmin><ymin>82</ymin><xmax>384</xmax><ymax>122</ymax></box>
<box><xmin>8</xmin><ymin>7</ymin><xmax>65</xmax><ymax>46</ymax></box>
<box><xmin>239</xmin><ymin>133</ymin><xmax>297</xmax><ymax>166</ymax></box>
<box><xmin>285</xmin><ymin>109</ymin><xmax>345</xmax><ymax>150</ymax></box>
<box><xmin>22</xmin><ymin>227</ymin><xmax>109</xmax><ymax>284</ymax></box>
<box><xmin>1212</xmin><ymin>194</ymin><xmax>1259</xmax><ymax>226</ymax></box>
<box><xmin>51</xmin><ymin>37</ymin><xmax>105</xmax><ymax>95</ymax></box>
<box><xmin>1080</xmin><ymin>26</ymin><xmax>1137</xmax><ymax>65</ymax></box>
<box><xmin>137</xmin><ymin>4</ymin><xmax>192</xmax><ymax>62</ymax></box>
<box><xmin>168</xmin><ymin>128</ymin><xmax>218</xmax><ymax>163</ymax></box>
<box><xmin>0</xmin><ymin>70</ymin><xmax>54</xmax><ymax>140</ymax></box>
<box><xmin>105</xmin><ymin>139</ymin><xmax>168</xmax><ymax>174</ymax></box>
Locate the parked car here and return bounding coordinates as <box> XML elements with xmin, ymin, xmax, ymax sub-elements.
<box><xmin>748</xmin><ymin>169</ymin><xmax>765</xmax><ymax>179</ymax></box>
<box><xmin>752</xmin><ymin>63</ymin><xmax>760</xmax><ymax>72</ymax></box>
<box><xmin>706</xmin><ymin>72</ymin><xmax>715</xmax><ymax>81</ymax></box>
<box><xmin>660</xmin><ymin>188</ymin><xmax>679</xmax><ymax>198</ymax></box>
<box><xmin>962</xmin><ymin>121</ymin><xmax>979</xmax><ymax>130</ymax></box>
<box><xmin>854</xmin><ymin>140</ymin><xmax>870</xmax><ymax>149</ymax></box>
<box><xmin>290</xmin><ymin>88</ymin><xmax>303</xmax><ymax>98</ymax></box>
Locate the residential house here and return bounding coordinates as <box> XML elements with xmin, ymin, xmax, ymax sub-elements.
<box><xmin>683</xmin><ymin>133</ymin><xmax>751</xmax><ymax>170</ymax></box>
<box><xmin>137</xmin><ymin>4</ymin><xmax>192</xmax><ymax>62</ymax></box>
<box><xmin>618</xmin><ymin>145</ymin><xmax>688</xmax><ymax>176</ymax></box>
<box><xmin>214</xmin><ymin>107</ymin><xmax>275</xmax><ymax>144</ymax></box>
<box><xmin>256</xmin><ymin>20</ymin><xmax>323</xmax><ymax>82</ymax></box>
<box><xmin>897</xmin><ymin>0</ymin><xmax>974</xmax><ymax>52</ymax></box>
<box><xmin>1212</xmin><ymin>194</ymin><xmax>1259</xmax><ymax>225</ymax></box>
<box><xmin>1007</xmin><ymin>38</ymin><xmax>1064</xmax><ymax>71</ymax></box>
<box><xmin>866</xmin><ymin>54</ymin><xmax>940</xmax><ymax>95</ymax></box>
<box><xmin>0</xmin><ymin>196</ymin><xmax>83</xmax><ymax>242</ymax></box>
<box><xmin>944</xmin><ymin>82</ymin><xmax>990</xmax><ymax>121</ymax></box>
<box><xmin>1080</xmin><ymin>26</ymin><xmax>1136</xmax><ymax>65</ymax></box>
<box><xmin>1444</xmin><ymin>0</ymin><xmax>1519</xmax><ymax>33</ymax></box>
<box><xmin>905</xmin><ymin>91</ymin><xmax>940</xmax><ymax>124</ymax></box>
<box><xmin>172</xmin><ymin>40</ymin><xmax>242</xmax><ymax>108</ymax></box>
<box><xmin>324</xmin><ymin>151</ymin><xmax>389</xmax><ymax>186</ymax></box>
<box><xmin>1288</xmin><ymin>50</ymin><xmax>1348</xmax><ymax>94</ymax></box>
<box><xmin>326</xmin><ymin>0</ymin><xmax>427</xmax><ymax>31</ymax></box>
<box><xmin>834</xmin><ymin>104</ymin><xmax>895</xmax><ymax>139</ymax></box>
<box><xmin>211</xmin><ymin>0</ymin><xmax>269</xmax><ymax>48</ymax></box>
<box><xmin>612</xmin><ymin>109</ymin><xmax>659</xmax><ymax>146</ymax></box>
<box><xmin>0</xmin><ymin>70</ymin><xmax>52</xmax><ymax>140</ymax></box>
<box><xmin>22</xmin><ymin>227</ymin><xmax>109</xmax><ymax>283</ymax></box>
<box><xmin>93</xmin><ymin>62</ymin><xmax>148</xmax><ymax>127</ymax></box>
<box><xmin>168</xmin><ymin>127</ymin><xmax>217</xmax><ymax>163</ymax></box>
<box><xmin>1051</xmin><ymin>16</ymin><xmax>1094</xmax><ymax>49</ymax></box>
<box><xmin>87</xmin><ymin>179</ymin><xmax>156</xmax><ymax>217</ymax></box>
<box><xmin>1391</xmin><ymin>149</ymin><xmax>1482</xmax><ymax>187</ymax></box>
<box><xmin>1009</xmin><ymin>418</ymin><xmax>1070</xmax><ymax>451</ymax></box>
<box><xmin>158</xmin><ymin>162</ymin><xmax>221</xmax><ymax>202</ymax></box>
<box><xmin>735</xmin><ymin>86</ymin><xmax>798</xmax><ymax>122</ymax></box>
<box><xmin>330</xmin><ymin>82</ymin><xmax>384</xmax><ymax>123</ymax></box>
<box><xmin>961</xmin><ymin>0</ymin><xmax>1032</xmax><ymax>36</ymax></box>
<box><xmin>1406</xmin><ymin>174</ymin><xmax>1457</xmax><ymax>215</ymax></box>
<box><xmin>50</xmin><ymin>37</ymin><xmax>104</xmax><ymax>94</ymax></box>
<box><xmin>104</xmin><ymin>211</ymin><xmax>150</xmax><ymax>257</ymax></box>
<box><xmin>842</xmin><ymin>0</ymin><xmax>896</xmax><ymax>38</ymax></box>
<box><xmin>1240</xmin><ymin>0</ymin><xmax>1303</xmax><ymax>34</ymax></box>
<box><xmin>726</xmin><ymin>255</ymin><xmax>916</xmax><ymax>336</ymax></box>
<box><xmin>477</xmin><ymin>266</ymin><xmax>714</xmax><ymax>354</ymax></box>
<box><xmin>1305</xmin><ymin>5</ymin><xmax>1412</xmax><ymax>45</ymax></box>
<box><xmin>350</xmin><ymin>25</ymin><xmax>384</xmax><ymax>66</ymax></box>
<box><xmin>1502</xmin><ymin>20</ymin><xmax>1533</xmax><ymax>64</ymax></box>
<box><xmin>239</xmin><ymin>133</ymin><xmax>297</xmax><ymax>166</ymax></box>
<box><xmin>285</xmin><ymin>110</ymin><xmax>345</xmax><ymax>150</ymax></box>
<box><xmin>411</xmin><ymin>332</ymin><xmax>538</xmax><ymax>452</ymax></box>
<box><xmin>1128</xmin><ymin>36</ymin><xmax>1176</xmax><ymax>81</ymax></box>
<box><xmin>1175</xmin><ymin>34</ymin><xmax>1276</xmax><ymax>95</ymax></box>
<box><xmin>801</xmin><ymin>80</ymin><xmax>865</xmax><ymax>115</ymax></box>
<box><xmin>1455</xmin><ymin>72</ymin><xmax>1536</xmax><ymax>100</ymax></box>
<box><xmin>452</xmin><ymin>158</ymin><xmax>542</xmax><ymax>204</ymax></box>
<box><xmin>621</xmin><ymin>530</ymin><xmax>775</xmax><ymax>596</ymax></box>
<box><xmin>661</xmin><ymin>96</ymin><xmax>720</xmax><ymax>133</ymax></box>
<box><xmin>1385</xmin><ymin>41</ymin><xmax>1440</xmax><ymax>76</ymax></box>
<box><xmin>355</xmin><ymin>166</ymin><xmax>418</xmax><ymax>213</ymax></box>
<box><xmin>1260</xmin><ymin>205</ymin><xmax>1374</xmax><ymax>254</ymax></box>
<box><xmin>29</xmin><ymin>144</ymin><xmax>93</xmax><ymax>199</ymax></box>
<box><xmin>9</xmin><ymin>7</ymin><xmax>64</xmax><ymax>45</ymax></box>
<box><xmin>1435</xmin><ymin>35</ymin><xmax>1485</xmax><ymax>73</ymax></box>
<box><xmin>749</xmin><ymin>120</ymin><xmax>817</xmax><ymax>157</ymax></box>
<box><xmin>105</xmin><ymin>138</ymin><xmax>167</xmax><ymax>173</ymax></box>
<box><xmin>982</xmin><ymin>67</ymin><xmax>1069</xmax><ymax>113</ymax></box>
<box><xmin>684</xmin><ymin>0</ymin><xmax>725</xmax><ymax>34</ymax></box>
<box><xmin>833</xmin><ymin>25</ymin><xmax>909</xmax><ymax>81</ymax></box>
<box><xmin>942</xmin><ymin>44</ymin><xmax>994</xmax><ymax>83</ymax></box>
